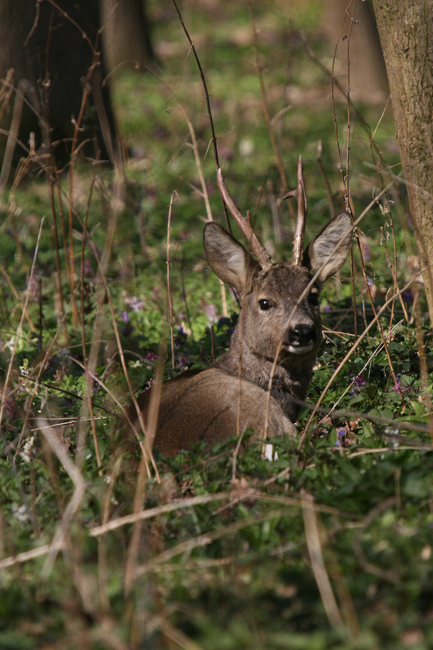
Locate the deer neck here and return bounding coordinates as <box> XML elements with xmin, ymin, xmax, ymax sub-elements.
<box><xmin>214</xmin><ymin>325</ymin><xmax>315</xmax><ymax>421</ymax></box>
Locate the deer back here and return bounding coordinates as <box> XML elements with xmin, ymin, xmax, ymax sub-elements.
<box><xmin>133</xmin><ymin>367</ymin><xmax>297</xmax><ymax>457</ymax></box>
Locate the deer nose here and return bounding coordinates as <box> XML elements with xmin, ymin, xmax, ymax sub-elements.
<box><xmin>287</xmin><ymin>324</ymin><xmax>316</xmax><ymax>347</ymax></box>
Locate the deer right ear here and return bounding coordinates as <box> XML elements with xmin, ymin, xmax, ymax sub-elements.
<box><xmin>303</xmin><ymin>211</ymin><xmax>353</xmax><ymax>282</ymax></box>
<box><xmin>203</xmin><ymin>222</ymin><xmax>251</xmax><ymax>293</ymax></box>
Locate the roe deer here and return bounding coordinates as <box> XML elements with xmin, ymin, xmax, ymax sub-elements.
<box><xmin>129</xmin><ymin>159</ymin><xmax>353</xmax><ymax>456</ymax></box>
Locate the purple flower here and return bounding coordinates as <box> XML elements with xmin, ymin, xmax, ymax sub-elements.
<box><xmin>205</xmin><ymin>304</ymin><xmax>218</xmax><ymax>323</ymax></box>
<box><xmin>177</xmin><ymin>356</ymin><xmax>190</xmax><ymax>371</ymax></box>
<box><xmin>145</xmin><ymin>352</ymin><xmax>158</xmax><ymax>362</ymax></box>
<box><xmin>392</xmin><ymin>380</ymin><xmax>409</xmax><ymax>395</ymax></box>
<box><xmin>351</xmin><ymin>374</ymin><xmax>366</xmax><ymax>387</ymax></box>
<box><xmin>128</xmin><ymin>296</ymin><xmax>144</xmax><ymax>312</ymax></box>
<box><xmin>334</xmin><ymin>429</ymin><xmax>347</xmax><ymax>448</ymax></box>
<box><xmin>350</xmin><ymin>374</ymin><xmax>366</xmax><ymax>395</ymax></box>
<box><xmin>119</xmin><ymin>311</ymin><xmax>130</xmax><ymax>323</ymax></box>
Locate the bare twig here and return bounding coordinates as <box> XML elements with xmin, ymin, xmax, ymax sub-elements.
<box><xmin>413</xmin><ymin>291</ymin><xmax>433</xmax><ymax>441</ymax></box>
<box><xmin>167</xmin><ymin>192</ymin><xmax>177</xmax><ymax>369</ymax></box>
<box><xmin>316</xmin><ymin>140</ymin><xmax>335</xmax><ymax>215</ymax></box>
<box><xmin>79</xmin><ymin>176</ymin><xmax>102</xmax><ymax>471</ymax></box>
<box><xmin>247</xmin><ymin>0</ymin><xmax>294</xmax><ymax>219</ymax></box>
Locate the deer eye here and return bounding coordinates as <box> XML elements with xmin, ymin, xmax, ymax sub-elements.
<box><xmin>258</xmin><ymin>299</ymin><xmax>272</xmax><ymax>311</ymax></box>
<box><xmin>308</xmin><ymin>290</ymin><xmax>320</xmax><ymax>307</ymax></box>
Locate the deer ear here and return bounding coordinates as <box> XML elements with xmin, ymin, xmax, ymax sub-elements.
<box><xmin>303</xmin><ymin>211</ymin><xmax>352</xmax><ymax>282</ymax></box>
<box><xmin>204</xmin><ymin>222</ymin><xmax>252</xmax><ymax>292</ymax></box>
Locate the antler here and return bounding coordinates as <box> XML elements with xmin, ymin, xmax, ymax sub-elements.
<box><xmin>217</xmin><ymin>168</ymin><xmax>272</xmax><ymax>270</ymax></box>
<box><xmin>283</xmin><ymin>156</ymin><xmax>307</xmax><ymax>267</ymax></box>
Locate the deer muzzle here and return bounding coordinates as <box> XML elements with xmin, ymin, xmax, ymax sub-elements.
<box><xmin>285</xmin><ymin>324</ymin><xmax>317</xmax><ymax>354</ymax></box>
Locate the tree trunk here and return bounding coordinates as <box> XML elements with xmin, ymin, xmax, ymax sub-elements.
<box><xmin>99</xmin><ymin>0</ymin><xmax>154</xmax><ymax>73</ymax></box>
<box><xmin>373</xmin><ymin>0</ymin><xmax>433</xmax><ymax>322</ymax></box>
<box><xmin>0</xmin><ymin>0</ymin><xmax>118</xmax><ymax>172</ymax></box>
<box><xmin>322</xmin><ymin>0</ymin><xmax>388</xmax><ymax>104</ymax></box>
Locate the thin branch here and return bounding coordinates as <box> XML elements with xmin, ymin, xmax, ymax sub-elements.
<box><xmin>170</xmin><ymin>0</ymin><xmax>231</xmax><ymax>232</ymax></box>
<box><xmin>167</xmin><ymin>192</ymin><xmax>177</xmax><ymax>369</ymax></box>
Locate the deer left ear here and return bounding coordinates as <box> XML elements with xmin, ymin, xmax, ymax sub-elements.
<box><xmin>303</xmin><ymin>211</ymin><xmax>353</xmax><ymax>282</ymax></box>
<box><xmin>203</xmin><ymin>222</ymin><xmax>253</xmax><ymax>294</ymax></box>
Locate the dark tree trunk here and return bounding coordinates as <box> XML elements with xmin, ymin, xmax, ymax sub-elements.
<box><xmin>0</xmin><ymin>0</ymin><xmax>118</xmax><ymax>176</ymax></box>
<box><xmin>373</xmin><ymin>0</ymin><xmax>433</xmax><ymax>321</ymax></box>
<box><xmin>99</xmin><ymin>0</ymin><xmax>154</xmax><ymax>73</ymax></box>
<box><xmin>322</xmin><ymin>0</ymin><xmax>388</xmax><ymax>104</ymax></box>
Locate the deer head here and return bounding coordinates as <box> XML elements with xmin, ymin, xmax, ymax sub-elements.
<box><xmin>203</xmin><ymin>162</ymin><xmax>352</xmax><ymax>374</ymax></box>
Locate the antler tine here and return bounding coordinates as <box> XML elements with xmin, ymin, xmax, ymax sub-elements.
<box><xmin>283</xmin><ymin>155</ymin><xmax>307</xmax><ymax>267</ymax></box>
<box><xmin>217</xmin><ymin>168</ymin><xmax>272</xmax><ymax>270</ymax></box>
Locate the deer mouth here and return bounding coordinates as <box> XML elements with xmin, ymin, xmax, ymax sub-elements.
<box><xmin>285</xmin><ymin>341</ymin><xmax>315</xmax><ymax>355</ymax></box>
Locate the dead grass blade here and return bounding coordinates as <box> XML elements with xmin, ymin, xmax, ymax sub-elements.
<box><xmin>301</xmin><ymin>490</ymin><xmax>343</xmax><ymax>630</ymax></box>
<box><xmin>90</xmin><ymin>489</ymin><xmax>354</xmax><ymax>539</ymax></box>
<box><xmin>352</xmin><ymin>497</ymin><xmax>399</xmax><ymax>583</ymax></box>
<box><xmin>299</xmin><ymin>265</ymin><xmax>433</xmax><ymax>451</ymax></box>
<box><xmin>0</xmin><ymin>217</ymin><xmax>45</xmax><ymax>431</ymax></box>
<box><xmin>157</xmin><ymin>617</ymin><xmax>205</xmax><ymax>650</ymax></box>
<box><xmin>90</xmin><ymin>492</ymin><xmax>232</xmax><ymax>537</ymax></box>
<box><xmin>136</xmin><ymin>508</ymin><xmax>293</xmax><ymax>577</ymax></box>
<box><xmin>0</xmin><ymin>263</ymin><xmax>36</xmax><ymax>330</ymax></box>
<box><xmin>86</xmin><ymin>236</ymin><xmax>159</xmax><ymax>481</ymax></box>
<box><xmin>0</xmin><ymin>540</ymin><xmax>68</xmax><ymax>571</ymax></box>
<box><xmin>37</xmin><ymin>417</ymin><xmax>86</xmax><ymax>578</ymax></box>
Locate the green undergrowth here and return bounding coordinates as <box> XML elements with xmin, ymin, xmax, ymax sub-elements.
<box><xmin>0</xmin><ymin>0</ymin><xmax>432</xmax><ymax>647</ymax></box>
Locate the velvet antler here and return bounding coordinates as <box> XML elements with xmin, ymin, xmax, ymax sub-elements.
<box><xmin>217</xmin><ymin>168</ymin><xmax>272</xmax><ymax>270</ymax></box>
<box><xmin>283</xmin><ymin>156</ymin><xmax>307</xmax><ymax>267</ymax></box>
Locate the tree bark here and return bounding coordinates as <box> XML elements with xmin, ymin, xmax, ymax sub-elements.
<box><xmin>373</xmin><ymin>0</ymin><xmax>433</xmax><ymax>322</ymax></box>
<box><xmin>322</xmin><ymin>0</ymin><xmax>388</xmax><ymax>104</ymax></box>
<box><xmin>99</xmin><ymin>0</ymin><xmax>154</xmax><ymax>73</ymax></box>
